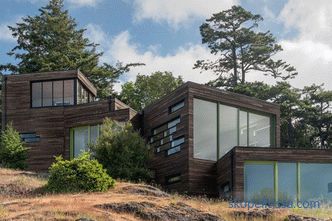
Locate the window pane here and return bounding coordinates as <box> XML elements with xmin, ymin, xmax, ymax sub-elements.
<box><xmin>42</xmin><ymin>81</ymin><xmax>52</xmax><ymax>106</ymax></box>
<box><xmin>193</xmin><ymin>98</ymin><xmax>217</xmax><ymax>161</ymax></box>
<box><xmin>249</xmin><ymin>113</ymin><xmax>270</xmax><ymax>147</ymax></box>
<box><xmin>219</xmin><ymin>104</ymin><xmax>238</xmax><ymax>158</ymax></box>
<box><xmin>53</xmin><ymin>80</ymin><xmax>63</xmax><ymax>106</ymax></box>
<box><xmin>170</xmin><ymin>101</ymin><xmax>184</xmax><ymax>113</ymax></box>
<box><xmin>90</xmin><ymin>125</ymin><xmax>100</xmax><ymax>144</ymax></box>
<box><xmin>32</xmin><ymin>82</ymin><xmax>42</xmax><ymax>107</ymax></box>
<box><xmin>239</xmin><ymin>111</ymin><xmax>248</xmax><ymax>146</ymax></box>
<box><xmin>64</xmin><ymin>80</ymin><xmax>74</xmax><ymax>105</ymax></box>
<box><xmin>74</xmin><ymin>127</ymin><xmax>89</xmax><ymax>157</ymax></box>
<box><xmin>244</xmin><ymin>163</ymin><xmax>275</xmax><ymax>203</ymax></box>
<box><xmin>300</xmin><ymin>163</ymin><xmax>332</xmax><ymax>201</ymax></box>
<box><xmin>278</xmin><ymin>163</ymin><xmax>297</xmax><ymax>202</ymax></box>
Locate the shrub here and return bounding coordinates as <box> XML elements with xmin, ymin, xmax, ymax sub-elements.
<box><xmin>47</xmin><ymin>152</ymin><xmax>115</xmax><ymax>193</ymax></box>
<box><xmin>90</xmin><ymin>118</ymin><xmax>152</xmax><ymax>182</ymax></box>
<box><xmin>0</xmin><ymin>123</ymin><xmax>28</xmax><ymax>169</ymax></box>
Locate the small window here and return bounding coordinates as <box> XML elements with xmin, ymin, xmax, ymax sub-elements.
<box><xmin>168</xmin><ymin>117</ymin><xmax>180</xmax><ymax>128</ymax></box>
<box><xmin>20</xmin><ymin>132</ymin><xmax>40</xmax><ymax>143</ymax></box>
<box><xmin>166</xmin><ymin>174</ymin><xmax>181</xmax><ymax>184</ymax></box>
<box><xmin>167</xmin><ymin>146</ymin><xmax>181</xmax><ymax>155</ymax></box>
<box><xmin>169</xmin><ymin>100</ymin><xmax>184</xmax><ymax>113</ymax></box>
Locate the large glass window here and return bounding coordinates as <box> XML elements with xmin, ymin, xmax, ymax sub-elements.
<box><xmin>31</xmin><ymin>79</ymin><xmax>90</xmax><ymax>107</ymax></box>
<box><xmin>32</xmin><ymin>82</ymin><xmax>42</xmax><ymax>107</ymax></box>
<box><xmin>64</xmin><ymin>80</ymin><xmax>74</xmax><ymax>105</ymax></box>
<box><xmin>53</xmin><ymin>80</ymin><xmax>63</xmax><ymax>106</ymax></box>
<box><xmin>249</xmin><ymin>113</ymin><xmax>271</xmax><ymax>147</ymax></box>
<box><xmin>219</xmin><ymin>104</ymin><xmax>238</xmax><ymax>157</ymax></box>
<box><xmin>300</xmin><ymin>163</ymin><xmax>332</xmax><ymax>201</ymax></box>
<box><xmin>245</xmin><ymin>163</ymin><xmax>275</xmax><ymax>203</ymax></box>
<box><xmin>72</xmin><ymin>125</ymin><xmax>101</xmax><ymax>158</ymax></box>
<box><xmin>42</xmin><ymin>81</ymin><xmax>52</xmax><ymax>106</ymax></box>
<box><xmin>239</xmin><ymin>111</ymin><xmax>248</xmax><ymax>146</ymax></box>
<box><xmin>193</xmin><ymin>98</ymin><xmax>217</xmax><ymax>161</ymax></box>
<box><xmin>278</xmin><ymin>163</ymin><xmax>297</xmax><ymax>202</ymax></box>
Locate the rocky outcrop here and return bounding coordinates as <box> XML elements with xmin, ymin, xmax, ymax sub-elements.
<box><xmin>96</xmin><ymin>201</ymin><xmax>224</xmax><ymax>221</ymax></box>
<box><xmin>287</xmin><ymin>214</ymin><xmax>332</xmax><ymax>221</ymax></box>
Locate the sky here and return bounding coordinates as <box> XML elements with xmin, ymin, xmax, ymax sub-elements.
<box><xmin>0</xmin><ymin>0</ymin><xmax>331</xmax><ymax>91</ymax></box>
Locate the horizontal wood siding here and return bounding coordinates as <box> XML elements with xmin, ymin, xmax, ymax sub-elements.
<box><xmin>217</xmin><ymin>147</ymin><xmax>332</xmax><ymax>200</ymax></box>
<box><xmin>2</xmin><ymin>71</ymin><xmax>133</xmax><ymax>171</ymax></box>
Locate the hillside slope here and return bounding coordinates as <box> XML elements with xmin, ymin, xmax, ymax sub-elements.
<box><xmin>0</xmin><ymin>168</ymin><xmax>330</xmax><ymax>221</ymax></box>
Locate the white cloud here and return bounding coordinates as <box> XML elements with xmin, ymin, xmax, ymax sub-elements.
<box><xmin>0</xmin><ymin>23</ymin><xmax>15</xmax><ymax>42</ymax></box>
<box><xmin>132</xmin><ymin>0</ymin><xmax>238</xmax><ymax>27</ymax></box>
<box><xmin>85</xmin><ymin>23</ymin><xmax>108</xmax><ymax>49</ymax></box>
<box><xmin>276</xmin><ymin>0</ymin><xmax>332</xmax><ymax>90</ymax></box>
<box><xmin>67</xmin><ymin>0</ymin><xmax>102</xmax><ymax>7</ymax></box>
<box><xmin>95</xmin><ymin>30</ymin><xmax>216</xmax><ymax>92</ymax></box>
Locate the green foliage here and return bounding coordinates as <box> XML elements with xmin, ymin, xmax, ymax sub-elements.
<box><xmin>119</xmin><ymin>71</ymin><xmax>184</xmax><ymax>110</ymax></box>
<box><xmin>195</xmin><ymin>5</ymin><xmax>297</xmax><ymax>87</ymax></box>
<box><xmin>47</xmin><ymin>152</ymin><xmax>115</xmax><ymax>193</ymax></box>
<box><xmin>0</xmin><ymin>124</ymin><xmax>28</xmax><ymax>169</ymax></box>
<box><xmin>91</xmin><ymin>118</ymin><xmax>152</xmax><ymax>182</ymax></box>
<box><xmin>0</xmin><ymin>0</ymin><xmax>142</xmax><ymax>98</ymax></box>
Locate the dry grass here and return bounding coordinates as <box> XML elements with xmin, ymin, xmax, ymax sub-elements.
<box><xmin>0</xmin><ymin>167</ymin><xmax>331</xmax><ymax>221</ymax></box>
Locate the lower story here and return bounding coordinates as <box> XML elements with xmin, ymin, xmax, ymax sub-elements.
<box><xmin>217</xmin><ymin>147</ymin><xmax>332</xmax><ymax>202</ymax></box>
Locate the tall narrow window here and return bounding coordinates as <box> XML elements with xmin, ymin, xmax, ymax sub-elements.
<box><xmin>239</xmin><ymin>111</ymin><xmax>248</xmax><ymax>146</ymax></box>
<box><xmin>53</xmin><ymin>80</ymin><xmax>63</xmax><ymax>106</ymax></box>
<box><xmin>64</xmin><ymin>80</ymin><xmax>74</xmax><ymax>105</ymax></box>
<box><xmin>73</xmin><ymin>127</ymin><xmax>89</xmax><ymax>157</ymax></box>
<box><xmin>249</xmin><ymin>113</ymin><xmax>271</xmax><ymax>147</ymax></box>
<box><xmin>278</xmin><ymin>163</ymin><xmax>297</xmax><ymax>202</ymax></box>
<box><xmin>193</xmin><ymin>98</ymin><xmax>217</xmax><ymax>161</ymax></box>
<box><xmin>32</xmin><ymin>82</ymin><xmax>42</xmax><ymax>107</ymax></box>
<box><xmin>42</xmin><ymin>81</ymin><xmax>52</xmax><ymax>107</ymax></box>
<box><xmin>219</xmin><ymin>104</ymin><xmax>238</xmax><ymax>158</ymax></box>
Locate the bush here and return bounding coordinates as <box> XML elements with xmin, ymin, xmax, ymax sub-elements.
<box><xmin>91</xmin><ymin>118</ymin><xmax>152</xmax><ymax>182</ymax></box>
<box><xmin>0</xmin><ymin>124</ymin><xmax>28</xmax><ymax>169</ymax></box>
<box><xmin>47</xmin><ymin>152</ymin><xmax>115</xmax><ymax>193</ymax></box>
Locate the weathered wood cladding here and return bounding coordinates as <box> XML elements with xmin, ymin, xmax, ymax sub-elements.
<box><xmin>2</xmin><ymin>71</ymin><xmax>135</xmax><ymax>171</ymax></box>
<box><xmin>217</xmin><ymin>147</ymin><xmax>332</xmax><ymax>200</ymax></box>
<box><xmin>142</xmin><ymin>84</ymin><xmax>190</xmax><ymax>193</ymax></box>
<box><xmin>142</xmin><ymin>81</ymin><xmax>280</xmax><ymax>195</ymax></box>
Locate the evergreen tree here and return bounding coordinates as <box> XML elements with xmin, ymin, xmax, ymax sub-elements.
<box><xmin>195</xmin><ymin>6</ymin><xmax>297</xmax><ymax>87</ymax></box>
<box><xmin>0</xmin><ymin>0</ymin><xmax>141</xmax><ymax>98</ymax></box>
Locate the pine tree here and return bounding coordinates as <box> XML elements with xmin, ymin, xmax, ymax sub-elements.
<box><xmin>0</xmin><ymin>0</ymin><xmax>141</xmax><ymax>97</ymax></box>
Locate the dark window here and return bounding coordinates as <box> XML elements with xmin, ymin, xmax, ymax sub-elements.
<box><xmin>64</xmin><ymin>80</ymin><xmax>74</xmax><ymax>105</ymax></box>
<box><xmin>32</xmin><ymin>82</ymin><xmax>42</xmax><ymax>107</ymax></box>
<box><xmin>53</xmin><ymin>80</ymin><xmax>63</xmax><ymax>106</ymax></box>
<box><xmin>77</xmin><ymin>81</ymin><xmax>89</xmax><ymax>104</ymax></box>
<box><xmin>169</xmin><ymin>100</ymin><xmax>184</xmax><ymax>113</ymax></box>
<box><xmin>42</xmin><ymin>81</ymin><xmax>52</xmax><ymax>107</ymax></box>
<box><xmin>166</xmin><ymin>174</ymin><xmax>181</xmax><ymax>184</ymax></box>
<box><xmin>20</xmin><ymin>133</ymin><xmax>40</xmax><ymax>143</ymax></box>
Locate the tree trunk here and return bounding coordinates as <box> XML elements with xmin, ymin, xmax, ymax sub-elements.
<box><xmin>240</xmin><ymin>46</ymin><xmax>245</xmax><ymax>84</ymax></box>
<box><xmin>232</xmin><ymin>46</ymin><xmax>238</xmax><ymax>85</ymax></box>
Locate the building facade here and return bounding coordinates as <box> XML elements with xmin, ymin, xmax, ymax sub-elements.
<box><xmin>2</xmin><ymin>70</ymin><xmax>332</xmax><ymax>202</ymax></box>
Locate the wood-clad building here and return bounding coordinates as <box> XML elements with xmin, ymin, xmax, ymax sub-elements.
<box><xmin>1</xmin><ymin>70</ymin><xmax>136</xmax><ymax>171</ymax></box>
<box><xmin>3</xmin><ymin>71</ymin><xmax>332</xmax><ymax>202</ymax></box>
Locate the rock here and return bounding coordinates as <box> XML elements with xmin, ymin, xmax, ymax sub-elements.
<box><xmin>287</xmin><ymin>214</ymin><xmax>332</xmax><ymax>221</ymax></box>
<box><xmin>96</xmin><ymin>201</ymin><xmax>224</xmax><ymax>221</ymax></box>
<box><xmin>233</xmin><ymin>208</ymin><xmax>274</xmax><ymax>220</ymax></box>
<box><xmin>75</xmin><ymin>218</ymin><xmax>96</xmax><ymax>221</ymax></box>
<box><xmin>118</xmin><ymin>184</ymin><xmax>170</xmax><ymax>198</ymax></box>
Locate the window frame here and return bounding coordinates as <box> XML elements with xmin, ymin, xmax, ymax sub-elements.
<box><xmin>30</xmin><ymin>78</ymin><xmax>94</xmax><ymax>108</ymax></box>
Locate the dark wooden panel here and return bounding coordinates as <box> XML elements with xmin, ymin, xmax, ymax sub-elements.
<box><xmin>219</xmin><ymin>147</ymin><xmax>332</xmax><ymax>200</ymax></box>
<box><xmin>2</xmin><ymin>71</ymin><xmax>134</xmax><ymax>171</ymax></box>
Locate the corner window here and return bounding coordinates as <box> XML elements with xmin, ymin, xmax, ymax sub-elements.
<box><xmin>31</xmin><ymin>79</ymin><xmax>75</xmax><ymax>107</ymax></box>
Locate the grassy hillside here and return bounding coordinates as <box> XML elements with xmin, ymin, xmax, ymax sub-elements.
<box><xmin>0</xmin><ymin>168</ymin><xmax>331</xmax><ymax>221</ymax></box>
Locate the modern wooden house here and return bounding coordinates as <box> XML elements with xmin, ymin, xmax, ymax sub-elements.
<box><xmin>2</xmin><ymin>70</ymin><xmax>332</xmax><ymax>202</ymax></box>
<box><xmin>1</xmin><ymin>70</ymin><xmax>136</xmax><ymax>170</ymax></box>
<box><xmin>141</xmin><ymin>82</ymin><xmax>332</xmax><ymax>202</ymax></box>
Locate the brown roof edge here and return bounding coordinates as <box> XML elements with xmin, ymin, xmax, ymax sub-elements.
<box><xmin>77</xmin><ymin>70</ymin><xmax>97</xmax><ymax>96</ymax></box>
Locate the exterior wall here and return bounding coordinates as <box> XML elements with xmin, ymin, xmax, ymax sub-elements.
<box><xmin>217</xmin><ymin>147</ymin><xmax>332</xmax><ymax>200</ymax></box>
<box><xmin>2</xmin><ymin>71</ymin><xmax>135</xmax><ymax>171</ymax></box>
<box><xmin>142</xmin><ymin>84</ymin><xmax>190</xmax><ymax>193</ymax></box>
<box><xmin>142</xmin><ymin>82</ymin><xmax>280</xmax><ymax>196</ymax></box>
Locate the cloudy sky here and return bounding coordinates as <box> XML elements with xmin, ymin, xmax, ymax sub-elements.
<box><xmin>0</xmin><ymin>0</ymin><xmax>331</xmax><ymax>91</ymax></box>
